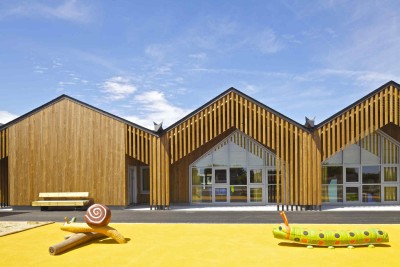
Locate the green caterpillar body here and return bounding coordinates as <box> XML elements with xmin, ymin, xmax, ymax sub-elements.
<box><xmin>272</xmin><ymin>212</ymin><xmax>389</xmax><ymax>247</ymax></box>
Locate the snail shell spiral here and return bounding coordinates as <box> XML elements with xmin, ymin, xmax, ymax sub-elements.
<box><xmin>84</xmin><ymin>204</ymin><xmax>111</xmax><ymax>227</ymax></box>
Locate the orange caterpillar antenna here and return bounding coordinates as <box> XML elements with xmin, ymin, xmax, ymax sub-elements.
<box><xmin>280</xmin><ymin>211</ymin><xmax>289</xmax><ymax>226</ymax></box>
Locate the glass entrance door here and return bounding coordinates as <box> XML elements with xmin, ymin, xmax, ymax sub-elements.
<box><xmin>214</xmin><ymin>168</ymin><xmax>228</xmax><ymax>203</ymax></box>
<box><xmin>344</xmin><ymin>166</ymin><xmax>360</xmax><ymax>203</ymax></box>
<box><xmin>190</xmin><ymin>130</ymin><xmax>277</xmax><ymax>205</ymax></box>
<box><xmin>229</xmin><ymin>167</ymin><xmax>247</xmax><ymax>203</ymax></box>
<box><xmin>249</xmin><ymin>168</ymin><xmax>263</xmax><ymax>203</ymax></box>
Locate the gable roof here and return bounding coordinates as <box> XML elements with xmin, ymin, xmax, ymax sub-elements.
<box><xmin>162</xmin><ymin>87</ymin><xmax>310</xmax><ymax>133</ymax></box>
<box><xmin>0</xmin><ymin>94</ymin><xmax>157</xmax><ymax>135</ymax></box>
<box><xmin>315</xmin><ymin>80</ymin><xmax>400</xmax><ymax>129</ymax></box>
<box><xmin>2</xmin><ymin>81</ymin><xmax>399</xmax><ymax>135</ymax></box>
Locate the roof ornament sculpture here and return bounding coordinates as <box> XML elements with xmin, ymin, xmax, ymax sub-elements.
<box><xmin>153</xmin><ymin>121</ymin><xmax>163</xmax><ymax>133</ymax></box>
<box><xmin>305</xmin><ymin>116</ymin><xmax>315</xmax><ymax>129</ymax></box>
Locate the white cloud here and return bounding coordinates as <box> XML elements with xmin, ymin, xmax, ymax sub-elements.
<box><xmin>320</xmin><ymin>3</ymin><xmax>400</xmax><ymax>76</ymax></box>
<box><xmin>1</xmin><ymin>0</ymin><xmax>93</xmax><ymax>23</ymax></box>
<box><xmin>124</xmin><ymin>91</ymin><xmax>192</xmax><ymax>130</ymax></box>
<box><xmin>70</xmin><ymin>49</ymin><xmax>125</xmax><ymax>74</ymax></box>
<box><xmin>145</xmin><ymin>45</ymin><xmax>168</xmax><ymax>61</ymax></box>
<box><xmin>0</xmin><ymin>111</ymin><xmax>18</xmax><ymax>124</ymax></box>
<box><xmin>188</xmin><ymin>53</ymin><xmax>207</xmax><ymax>60</ymax></box>
<box><xmin>240</xmin><ymin>83</ymin><xmax>258</xmax><ymax>94</ymax></box>
<box><xmin>253</xmin><ymin>29</ymin><xmax>283</xmax><ymax>54</ymax></box>
<box><xmin>102</xmin><ymin>76</ymin><xmax>137</xmax><ymax>101</ymax></box>
<box><xmin>33</xmin><ymin>65</ymin><xmax>48</xmax><ymax>74</ymax></box>
<box><xmin>289</xmin><ymin>68</ymin><xmax>394</xmax><ymax>88</ymax></box>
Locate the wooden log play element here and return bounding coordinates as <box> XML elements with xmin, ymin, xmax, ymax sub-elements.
<box><xmin>49</xmin><ymin>232</ymin><xmax>104</xmax><ymax>255</ymax></box>
<box><xmin>49</xmin><ymin>204</ymin><xmax>127</xmax><ymax>255</ymax></box>
<box><xmin>61</xmin><ymin>223</ymin><xmax>126</xmax><ymax>244</ymax></box>
<box><xmin>62</xmin><ymin>203</ymin><xmax>126</xmax><ymax>244</ymax></box>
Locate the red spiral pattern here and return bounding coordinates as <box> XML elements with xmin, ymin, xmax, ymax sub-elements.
<box><xmin>84</xmin><ymin>204</ymin><xmax>111</xmax><ymax>227</ymax></box>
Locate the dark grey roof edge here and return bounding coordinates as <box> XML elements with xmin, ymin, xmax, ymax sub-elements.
<box><xmin>162</xmin><ymin>87</ymin><xmax>310</xmax><ymax>133</ymax></box>
<box><xmin>3</xmin><ymin>80</ymin><xmax>396</xmax><ymax>135</ymax></box>
<box><xmin>0</xmin><ymin>94</ymin><xmax>158</xmax><ymax>136</ymax></box>
<box><xmin>315</xmin><ymin>80</ymin><xmax>400</xmax><ymax>129</ymax></box>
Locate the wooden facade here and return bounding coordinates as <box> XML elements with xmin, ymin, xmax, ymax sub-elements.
<box><xmin>0</xmin><ymin>81</ymin><xmax>399</xmax><ymax>210</ymax></box>
<box><xmin>318</xmin><ymin>84</ymin><xmax>400</xmax><ymax>160</ymax></box>
<box><xmin>163</xmin><ymin>90</ymin><xmax>320</xmax><ymax>210</ymax></box>
<box><xmin>0</xmin><ymin>128</ymin><xmax>8</xmax><ymax>207</ymax></box>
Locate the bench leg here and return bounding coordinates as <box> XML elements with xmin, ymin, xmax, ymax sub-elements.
<box><xmin>41</xmin><ymin>206</ymin><xmax>49</xmax><ymax>211</ymax></box>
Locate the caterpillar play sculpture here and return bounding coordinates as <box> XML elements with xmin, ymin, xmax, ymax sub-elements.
<box><xmin>49</xmin><ymin>204</ymin><xmax>126</xmax><ymax>255</ymax></box>
<box><xmin>272</xmin><ymin>212</ymin><xmax>389</xmax><ymax>249</ymax></box>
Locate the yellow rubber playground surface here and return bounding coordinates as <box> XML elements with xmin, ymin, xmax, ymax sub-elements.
<box><xmin>1</xmin><ymin>223</ymin><xmax>400</xmax><ymax>267</ymax></box>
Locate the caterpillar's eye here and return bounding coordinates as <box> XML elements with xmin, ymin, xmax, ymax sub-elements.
<box><xmin>279</xmin><ymin>226</ymin><xmax>282</xmax><ymax>231</ymax></box>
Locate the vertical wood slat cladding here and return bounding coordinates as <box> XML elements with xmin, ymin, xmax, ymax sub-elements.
<box><xmin>0</xmin><ymin>129</ymin><xmax>8</xmax><ymax>206</ymax></box>
<box><xmin>0</xmin><ymin>158</ymin><xmax>8</xmax><ymax>207</ymax></box>
<box><xmin>149</xmin><ymin>135</ymin><xmax>169</xmax><ymax>209</ymax></box>
<box><xmin>0</xmin><ymin>128</ymin><xmax>8</xmax><ymax>159</ymax></box>
<box><xmin>319</xmin><ymin>85</ymin><xmax>400</xmax><ymax>162</ymax></box>
<box><xmin>4</xmin><ymin>83</ymin><xmax>399</xmax><ymax>209</ymax></box>
<box><xmin>166</xmin><ymin>91</ymin><xmax>321</xmax><ymax>209</ymax></box>
<box><xmin>125</xmin><ymin>125</ymin><xmax>168</xmax><ymax>207</ymax></box>
<box><xmin>125</xmin><ymin>125</ymin><xmax>151</xmax><ymax>165</ymax></box>
<box><xmin>7</xmin><ymin>99</ymin><xmax>126</xmax><ymax>206</ymax></box>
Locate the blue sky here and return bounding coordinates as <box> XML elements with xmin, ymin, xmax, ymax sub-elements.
<box><xmin>1</xmin><ymin>0</ymin><xmax>399</xmax><ymax>129</ymax></box>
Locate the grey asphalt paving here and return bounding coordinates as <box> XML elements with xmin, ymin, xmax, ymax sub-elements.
<box><xmin>1</xmin><ymin>208</ymin><xmax>399</xmax><ymax>224</ymax></box>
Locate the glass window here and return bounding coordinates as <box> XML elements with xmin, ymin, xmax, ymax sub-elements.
<box><xmin>215</xmin><ymin>188</ymin><xmax>228</xmax><ymax>202</ymax></box>
<box><xmin>230</xmin><ymin>168</ymin><xmax>247</xmax><ymax>185</ymax></box>
<box><xmin>194</xmin><ymin>153</ymin><xmax>212</xmax><ymax>167</ymax></box>
<box><xmin>323</xmin><ymin>151</ymin><xmax>343</xmax><ymax>165</ymax></box>
<box><xmin>267</xmin><ymin>185</ymin><xmax>277</xmax><ymax>203</ymax></box>
<box><xmin>322</xmin><ymin>166</ymin><xmax>343</xmax><ymax>184</ymax></box>
<box><xmin>343</xmin><ymin>144</ymin><xmax>361</xmax><ymax>164</ymax></box>
<box><xmin>230</xmin><ymin>186</ymin><xmax>247</xmax><ymax>202</ymax></box>
<box><xmin>322</xmin><ymin>185</ymin><xmax>343</xmax><ymax>203</ymax></box>
<box><xmin>248</xmin><ymin>152</ymin><xmax>263</xmax><ymax>166</ymax></box>
<box><xmin>213</xmin><ymin>145</ymin><xmax>229</xmax><ymax>166</ymax></box>
<box><xmin>230</xmin><ymin>142</ymin><xmax>246</xmax><ymax>166</ymax></box>
<box><xmin>384</xmin><ymin>186</ymin><xmax>398</xmax><ymax>201</ymax></box>
<box><xmin>250</xmin><ymin>169</ymin><xmax>263</xmax><ymax>184</ymax></box>
<box><xmin>346</xmin><ymin>187</ymin><xmax>359</xmax><ymax>201</ymax></box>
<box><xmin>382</xmin><ymin>141</ymin><xmax>399</xmax><ymax>164</ymax></box>
<box><xmin>267</xmin><ymin>169</ymin><xmax>277</xmax><ymax>203</ymax></box>
<box><xmin>362</xmin><ymin>185</ymin><xmax>381</xmax><ymax>203</ymax></box>
<box><xmin>250</xmin><ymin>188</ymin><xmax>263</xmax><ymax>202</ymax></box>
<box><xmin>322</xmin><ymin>166</ymin><xmax>344</xmax><ymax>203</ymax></box>
<box><xmin>384</xmin><ymin>167</ymin><xmax>398</xmax><ymax>182</ymax></box>
<box><xmin>192</xmin><ymin>168</ymin><xmax>212</xmax><ymax>185</ymax></box>
<box><xmin>361</xmin><ymin>148</ymin><xmax>380</xmax><ymax>164</ymax></box>
<box><xmin>190</xmin><ymin>131</ymin><xmax>277</xmax><ymax>204</ymax></box>
<box><xmin>362</xmin><ymin>166</ymin><xmax>380</xmax><ymax>184</ymax></box>
<box><xmin>267</xmin><ymin>169</ymin><xmax>276</xmax><ymax>184</ymax></box>
<box><xmin>192</xmin><ymin>186</ymin><xmax>212</xmax><ymax>203</ymax></box>
<box><xmin>141</xmin><ymin>167</ymin><xmax>150</xmax><ymax>193</ymax></box>
<box><xmin>215</xmin><ymin>169</ymin><xmax>227</xmax><ymax>184</ymax></box>
<box><xmin>346</xmin><ymin>167</ymin><xmax>359</xmax><ymax>183</ymax></box>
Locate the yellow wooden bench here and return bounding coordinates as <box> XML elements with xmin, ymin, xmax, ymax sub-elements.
<box><xmin>32</xmin><ymin>192</ymin><xmax>92</xmax><ymax>210</ymax></box>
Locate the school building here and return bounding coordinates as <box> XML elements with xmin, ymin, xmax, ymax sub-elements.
<box><xmin>1</xmin><ymin>81</ymin><xmax>400</xmax><ymax>210</ymax></box>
